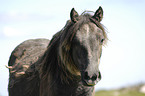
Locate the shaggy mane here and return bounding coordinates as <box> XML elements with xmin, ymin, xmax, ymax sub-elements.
<box><xmin>40</xmin><ymin>12</ymin><xmax>108</xmax><ymax>85</ymax></box>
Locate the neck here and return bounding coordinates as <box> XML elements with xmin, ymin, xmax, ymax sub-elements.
<box><xmin>42</xmin><ymin>70</ymin><xmax>94</xmax><ymax>96</ymax></box>
<box><xmin>51</xmin><ymin>78</ymin><xmax>94</xmax><ymax>96</ymax></box>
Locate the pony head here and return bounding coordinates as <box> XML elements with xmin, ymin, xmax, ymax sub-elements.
<box><xmin>59</xmin><ymin>6</ymin><xmax>107</xmax><ymax>86</ymax></box>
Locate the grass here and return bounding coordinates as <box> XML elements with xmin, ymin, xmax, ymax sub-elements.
<box><xmin>95</xmin><ymin>89</ymin><xmax>145</xmax><ymax>96</ymax></box>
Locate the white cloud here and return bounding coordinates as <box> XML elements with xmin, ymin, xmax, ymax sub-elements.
<box><xmin>9</xmin><ymin>10</ymin><xmax>18</xmax><ymax>16</ymax></box>
<box><xmin>3</xmin><ymin>26</ymin><xmax>26</xmax><ymax>37</ymax></box>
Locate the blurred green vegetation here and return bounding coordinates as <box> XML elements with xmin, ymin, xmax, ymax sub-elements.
<box><xmin>95</xmin><ymin>90</ymin><xmax>145</xmax><ymax>96</ymax></box>
<box><xmin>95</xmin><ymin>84</ymin><xmax>145</xmax><ymax>96</ymax></box>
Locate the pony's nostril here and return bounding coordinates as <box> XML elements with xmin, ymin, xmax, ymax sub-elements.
<box><xmin>91</xmin><ymin>75</ymin><xmax>97</xmax><ymax>81</ymax></box>
<box><xmin>84</xmin><ymin>72</ymin><xmax>90</xmax><ymax>80</ymax></box>
<box><xmin>98</xmin><ymin>71</ymin><xmax>102</xmax><ymax>80</ymax></box>
<box><xmin>91</xmin><ymin>72</ymin><xmax>101</xmax><ymax>81</ymax></box>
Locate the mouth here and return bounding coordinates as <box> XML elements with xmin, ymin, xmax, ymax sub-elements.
<box><xmin>82</xmin><ymin>80</ymin><xmax>98</xmax><ymax>87</ymax></box>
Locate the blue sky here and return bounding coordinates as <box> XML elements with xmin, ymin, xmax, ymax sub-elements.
<box><xmin>0</xmin><ymin>0</ymin><xmax>145</xmax><ymax>96</ymax></box>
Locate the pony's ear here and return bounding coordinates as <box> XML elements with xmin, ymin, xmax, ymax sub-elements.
<box><xmin>93</xmin><ymin>6</ymin><xmax>103</xmax><ymax>22</ymax></box>
<box><xmin>70</xmin><ymin>8</ymin><xmax>79</xmax><ymax>23</ymax></box>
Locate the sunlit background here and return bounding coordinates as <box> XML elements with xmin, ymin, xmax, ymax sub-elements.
<box><xmin>0</xmin><ymin>0</ymin><xmax>145</xmax><ymax>96</ymax></box>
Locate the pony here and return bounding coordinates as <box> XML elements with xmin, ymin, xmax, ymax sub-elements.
<box><xmin>8</xmin><ymin>6</ymin><xmax>107</xmax><ymax>96</ymax></box>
